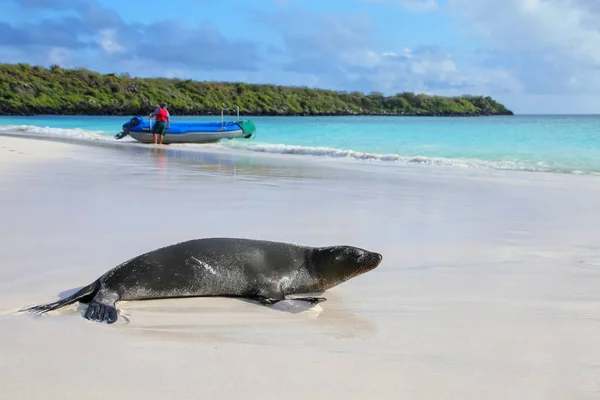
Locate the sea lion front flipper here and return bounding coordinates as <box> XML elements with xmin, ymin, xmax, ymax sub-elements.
<box><xmin>84</xmin><ymin>290</ymin><xmax>119</xmax><ymax>324</ymax></box>
<box><xmin>292</xmin><ymin>297</ymin><xmax>327</xmax><ymax>305</ymax></box>
<box><xmin>257</xmin><ymin>297</ymin><xmax>281</xmax><ymax>305</ymax></box>
<box><xmin>251</xmin><ymin>288</ymin><xmax>286</xmax><ymax>305</ymax></box>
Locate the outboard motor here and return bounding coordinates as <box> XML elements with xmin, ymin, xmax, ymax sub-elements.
<box><xmin>115</xmin><ymin>116</ymin><xmax>144</xmax><ymax>140</ymax></box>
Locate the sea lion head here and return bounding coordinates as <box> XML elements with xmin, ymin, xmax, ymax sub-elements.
<box><xmin>311</xmin><ymin>245</ymin><xmax>383</xmax><ymax>288</ymax></box>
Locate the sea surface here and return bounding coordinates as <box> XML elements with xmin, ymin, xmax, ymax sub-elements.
<box><xmin>0</xmin><ymin>114</ymin><xmax>599</xmax><ymax>175</ymax></box>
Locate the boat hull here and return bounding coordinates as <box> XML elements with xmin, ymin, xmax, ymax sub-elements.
<box><xmin>116</xmin><ymin>117</ymin><xmax>256</xmax><ymax>144</ymax></box>
<box><xmin>129</xmin><ymin>128</ymin><xmax>247</xmax><ymax>144</ymax></box>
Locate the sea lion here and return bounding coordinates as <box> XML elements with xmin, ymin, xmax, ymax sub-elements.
<box><xmin>21</xmin><ymin>237</ymin><xmax>383</xmax><ymax>324</ymax></box>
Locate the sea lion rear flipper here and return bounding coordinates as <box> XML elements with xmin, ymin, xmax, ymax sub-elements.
<box><xmin>85</xmin><ymin>301</ymin><xmax>118</xmax><ymax>324</ymax></box>
<box><xmin>20</xmin><ymin>281</ymin><xmax>99</xmax><ymax>315</ymax></box>
<box><xmin>85</xmin><ymin>290</ymin><xmax>119</xmax><ymax>324</ymax></box>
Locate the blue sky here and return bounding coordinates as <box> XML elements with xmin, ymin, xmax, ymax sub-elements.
<box><xmin>2</xmin><ymin>0</ymin><xmax>600</xmax><ymax>114</ymax></box>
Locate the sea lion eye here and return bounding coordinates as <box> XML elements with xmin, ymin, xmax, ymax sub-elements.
<box><xmin>352</xmin><ymin>249</ymin><xmax>364</xmax><ymax>259</ymax></box>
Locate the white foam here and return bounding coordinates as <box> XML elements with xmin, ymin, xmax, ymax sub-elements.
<box><xmin>221</xmin><ymin>141</ymin><xmax>593</xmax><ymax>175</ymax></box>
<box><xmin>0</xmin><ymin>124</ymin><xmax>123</xmax><ymax>141</ymax></box>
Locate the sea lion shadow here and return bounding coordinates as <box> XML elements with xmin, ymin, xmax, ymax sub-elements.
<box><xmin>59</xmin><ymin>287</ymin><xmax>81</xmax><ymax>298</ymax></box>
<box><xmin>234</xmin><ymin>298</ymin><xmax>325</xmax><ymax>315</ymax></box>
<box><xmin>54</xmin><ymin>287</ymin><xmax>320</xmax><ymax>325</ymax></box>
<box><xmin>239</xmin><ymin>293</ymin><xmax>379</xmax><ymax>339</ymax></box>
<box><xmin>52</xmin><ymin>287</ymin><xmax>375</xmax><ymax>337</ymax></box>
<box><xmin>126</xmin><ymin>295</ymin><xmax>378</xmax><ymax>343</ymax></box>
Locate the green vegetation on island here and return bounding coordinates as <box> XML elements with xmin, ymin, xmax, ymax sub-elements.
<box><xmin>0</xmin><ymin>63</ymin><xmax>513</xmax><ymax>117</ymax></box>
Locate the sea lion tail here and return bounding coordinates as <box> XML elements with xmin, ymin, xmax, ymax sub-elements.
<box><xmin>19</xmin><ymin>281</ymin><xmax>99</xmax><ymax>314</ymax></box>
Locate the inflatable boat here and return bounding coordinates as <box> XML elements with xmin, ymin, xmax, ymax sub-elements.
<box><xmin>115</xmin><ymin>107</ymin><xmax>256</xmax><ymax>144</ymax></box>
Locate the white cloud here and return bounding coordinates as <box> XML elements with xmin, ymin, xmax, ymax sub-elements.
<box><xmin>97</xmin><ymin>28</ymin><xmax>125</xmax><ymax>54</ymax></box>
<box><xmin>400</xmin><ymin>0</ymin><xmax>438</xmax><ymax>12</ymax></box>
<box><xmin>364</xmin><ymin>0</ymin><xmax>438</xmax><ymax>12</ymax></box>
<box><xmin>432</xmin><ymin>0</ymin><xmax>600</xmax><ymax>111</ymax></box>
<box><xmin>410</xmin><ymin>56</ymin><xmax>456</xmax><ymax>76</ymax></box>
<box><xmin>48</xmin><ymin>47</ymin><xmax>69</xmax><ymax>64</ymax></box>
<box><xmin>449</xmin><ymin>0</ymin><xmax>600</xmax><ymax>93</ymax></box>
<box><xmin>340</xmin><ymin>49</ymin><xmax>382</xmax><ymax>68</ymax></box>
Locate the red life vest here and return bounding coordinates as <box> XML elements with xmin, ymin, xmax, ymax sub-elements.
<box><xmin>155</xmin><ymin>108</ymin><xmax>169</xmax><ymax>122</ymax></box>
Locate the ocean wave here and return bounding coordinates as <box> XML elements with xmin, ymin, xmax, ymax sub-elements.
<box><xmin>220</xmin><ymin>141</ymin><xmax>596</xmax><ymax>175</ymax></box>
<box><xmin>0</xmin><ymin>124</ymin><xmax>127</xmax><ymax>142</ymax></box>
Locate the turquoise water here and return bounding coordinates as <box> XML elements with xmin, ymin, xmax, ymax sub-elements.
<box><xmin>1</xmin><ymin>114</ymin><xmax>599</xmax><ymax>175</ymax></box>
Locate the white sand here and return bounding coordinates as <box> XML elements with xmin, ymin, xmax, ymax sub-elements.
<box><xmin>1</xmin><ymin>136</ymin><xmax>600</xmax><ymax>399</ymax></box>
<box><xmin>0</xmin><ymin>135</ymin><xmax>75</xmax><ymax>174</ymax></box>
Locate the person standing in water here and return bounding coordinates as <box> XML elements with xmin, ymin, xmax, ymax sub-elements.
<box><xmin>149</xmin><ymin>103</ymin><xmax>170</xmax><ymax>145</ymax></box>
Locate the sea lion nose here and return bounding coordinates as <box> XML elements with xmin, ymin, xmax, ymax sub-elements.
<box><xmin>365</xmin><ymin>251</ymin><xmax>382</xmax><ymax>266</ymax></box>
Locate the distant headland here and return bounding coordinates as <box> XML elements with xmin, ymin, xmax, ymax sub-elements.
<box><xmin>0</xmin><ymin>63</ymin><xmax>513</xmax><ymax>117</ymax></box>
